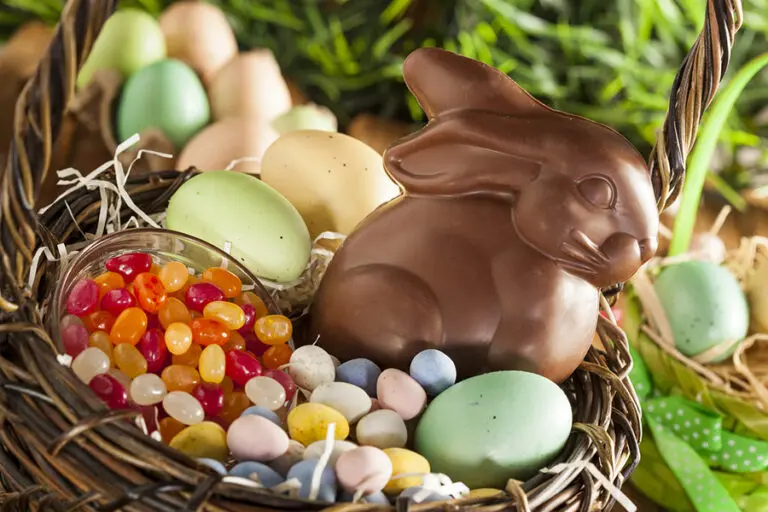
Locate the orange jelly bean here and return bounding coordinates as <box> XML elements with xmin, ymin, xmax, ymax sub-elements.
<box><xmin>159</xmin><ymin>261</ymin><xmax>189</xmax><ymax>293</ymax></box>
<box><xmin>158</xmin><ymin>297</ymin><xmax>192</xmax><ymax>329</ymax></box>
<box><xmin>83</xmin><ymin>310</ymin><xmax>116</xmax><ymax>333</ymax></box>
<box><xmin>219</xmin><ymin>391</ymin><xmax>251</xmax><ymax>425</ymax></box>
<box><xmin>94</xmin><ymin>271</ymin><xmax>126</xmax><ymax>299</ymax></box>
<box><xmin>161</xmin><ymin>364</ymin><xmax>201</xmax><ymax>393</ymax></box>
<box><xmin>165</xmin><ymin>322</ymin><xmax>193</xmax><ymax>355</ymax></box>
<box><xmin>190</xmin><ymin>318</ymin><xmax>230</xmax><ymax>346</ymax></box>
<box><xmin>254</xmin><ymin>315</ymin><xmax>293</xmax><ymax>345</ymax></box>
<box><xmin>201</xmin><ymin>267</ymin><xmax>242</xmax><ymax>299</ymax></box>
<box><xmin>88</xmin><ymin>331</ymin><xmax>114</xmax><ymax>363</ymax></box>
<box><xmin>133</xmin><ymin>272</ymin><xmax>167</xmax><ymax>314</ymax></box>
<box><xmin>235</xmin><ymin>292</ymin><xmax>269</xmax><ymax>319</ymax></box>
<box><xmin>203</xmin><ymin>301</ymin><xmax>245</xmax><ymax>330</ymax></box>
<box><xmin>172</xmin><ymin>342</ymin><xmax>202</xmax><ymax>368</ymax></box>
<box><xmin>220</xmin><ymin>376</ymin><xmax>235</xmax><ymax>394</ymax></box>
<box><xmin>223</xmin><ymin>331</ymin><xmax>246</xmax><ymax>352</ymax></box>
<box><xmin>110</xmin><ymin>307</ymin><xmax>147</xmax><ymax>345</ymax></box>
<box><xmin>263</xmin><ymin>344</ymin><xmax>292</xmax><ymax>370</ymax></box>
<box><xmin>113</xmin><ymin>343</ymin><xmax>148</xmax><ymax>378</ymax></box>
<box><xmin>159</xmin><ymin>416</ymin><xmax>186</xmax><ymax>444</ymax></box>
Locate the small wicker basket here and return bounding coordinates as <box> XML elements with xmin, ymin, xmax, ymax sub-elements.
<box><xmin>0</xmin><ymin>0</ymin><xmax>742</xmax><ymax>510</ymax></box>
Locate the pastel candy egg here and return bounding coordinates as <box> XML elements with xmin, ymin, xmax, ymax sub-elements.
<box><xmin>383</xmin><ymin>448</ymin><xmax>430</xmax><ymax>493</ymax></box>
<box><xmin>377</xmin><ymin>369</ymin><xmax>426</xmax><ymax>420</ymax></box>
<box><xmin>270</xmin><ymin>440</ymin><xmax>305</xmax><ymax>476</ymax></box>
<box><xmin>287</xmin><ymin>403</ymin><xmax>349</xmax><ymax>446</ymax></box>
<box><xmin>168</xmin><ymin>421</ymin><xmax>228</xmax><ymax>462</ymax></box>
<box><xmin>228</xmin><ymin>414</ymin><xmax>289</xmax><ymax>461</ymax></box>
<box><xmin>310</xmin><ymin>382</ymin><xmax>372</xmax><ymax>423</ymax></box>
<box><xmin>336</xmin><ymin>446</ymin><xmax>393</xmax><ymax>495</ymax></box>
<box><xmin>336</xmin><ymin>358</ymin><xmax>381</xmax><ymax>397</ymax></box>
<box><xmin>355</xmin><ymin>409</ymin><xmax>407</xmax><ymax>449</ymax></box>
<box><xmin>229</xmin><ymin>461</ymin><xmax>285</xmax><ymax>487</ymax></box>
<box><xmin>399</xmin><ymin>486</ymin><xmax>450</xmax><ymax>503</ymax></box>
<box><xmin>286</xmin><ymin>459</ymin><xmax>338</xmax><ymax>502</ymax></box>
<box><xmin>241</xmin><ymin>405</ymin><xmax>281</xmax><ymax>426</ymax></box>
<box><xmin>409</xmin><ymin>349</ymin><xmax>456</xmax><ymax>396</ymax></box>
<box><xmin>288</xmin><ymin>346</ymin><xmax>335</xmax><ymax>391</ymax></box>
<box><xmin>197</xmin><ymin>458</ymin><xmax>227</xmax><ymax>475</ymax></box>
<box><xmin>303</xmin><ymin>440</ymin><xmax>357</xmax><ymax>467</ymax></box>
<box><xmin>339</xmin><ymin>491</ymin><xmax>390</xmax><ymax>504</ymax></box>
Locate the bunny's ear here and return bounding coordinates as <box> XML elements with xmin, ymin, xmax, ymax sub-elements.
<box><xmin>403</xmin><ymin>48</ymin><xmax>550</xmax><ymax>119</ymax></box>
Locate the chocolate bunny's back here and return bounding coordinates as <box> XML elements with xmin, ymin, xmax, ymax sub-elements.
<box><xmin>308</xmin><ymin>48</ymin><xmax>659</xmax><ymax>383</ymax></box>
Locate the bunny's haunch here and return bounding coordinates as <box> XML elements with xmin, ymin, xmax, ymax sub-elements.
<box><xmin>307</xmin><ymin>48</ymin><xmax>658</xmax><ymax>383</ymax></box>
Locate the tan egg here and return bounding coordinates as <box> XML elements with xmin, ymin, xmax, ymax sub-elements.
<box><xmin>209</xmin><ymin>50</ymin><xmax>292</xmax><ymax>123</ymax></box>
<box><xmin>177</xmin><ymin>117</ymin><xmax>279</xmax><ymax>173</ymax></box>
<box><xmin>159</xmin><ymin>1</ymin><xmax>237</xmax><ymax>86</ymax></box>
<box><xmin>261</xmin><ymin>130</ymin><xmax>402</xmax><ymax>238</ymax></box>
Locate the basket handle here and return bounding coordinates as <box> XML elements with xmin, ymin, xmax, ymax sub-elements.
<box><xmin>0</xmin><ymin>0</ymin><xmax>117</xmax><ymax>313</ymax></box>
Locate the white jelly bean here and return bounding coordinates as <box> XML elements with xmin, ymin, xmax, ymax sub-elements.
<box><xmin>130</xmin><ymin>373</ymin><xmax>167</xmax><ymax>405</ymax></box>
<box><xmin>163</xmin><ymin>391</ymin><xmax>204</xmax><ymax>425</ymax></box>
<box><xmin>245</xmin><ymin>376</ymin><xmax>286</xmax><ymax>411</ymax></box>
<box><xmin>71</xmin><ymin>347</ymin><xmax>110</xmax><ymax>384</ymax></box>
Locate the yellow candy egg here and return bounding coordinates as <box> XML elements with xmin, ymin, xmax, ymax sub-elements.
<box><xmin>168</xmin><ymin>421</ymin><xmax>228</xmax><ymax>462</ymax></box>
<box><xmin>383</xmin><ymin>448</ymin><xmax>430</xmax><ymax>493</ymax></box>
<box><xmin>287</xmin><ymin>403</ymin><xmax>349</xmax><ymax>446</ymax></box>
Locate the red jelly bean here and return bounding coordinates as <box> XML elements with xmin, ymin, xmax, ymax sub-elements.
<box><xmin>89</xmin><ymin>374</ymin><xmax>129</xmax><ymax>409</ymax></box>
<box><xmin>61</xmin><ymin>322</ymin><xmax>89</xmax><ymax>357</ymax></box>
<box><xmin>105</xmin><ymin>252</ymin><xmax>153</xmax><ymax>281</ymax></box>
<box><xmin>82</xmin><ymin>310</ymin><xmax>115</xmax><ymax>333</ymax></box>
<box><xmin>138</xmin><ymin>328</ymin><xmax>168</xmax><ymax>374</ymax></box>
<box><xmin>138</xmin><ymin>405</ymin><xmax>160</xmax><ymax>435</ymax></box>
<box><xmin>238</xmin><ymin>303</ymin><xmax>257</xmax><ymax>335</ymax></box>
<box><xmin>67</xmin><ymin>279</ymin><xmax>100</xmax><ymax>316</ymax></box>
<box><xmin>264</xmin><ymin>369</ymin><xmax>297</xmax><ymax>402</ymax></box>
<box><xmin>192</xmin><ymin>382</ymin><xmax>224</xmax><ymax>416</ymax></box>
<box><xmin>243</xmin><ymin>332</ymin><xmax>270</xmax><ymax>357</ymax></box>
<box><xmin>185</xmin><ymin>282</ymin><xmax>225</xmax><ymax>312</ymax></box>
<box><xmin>225</xmin><ymin>350</ymin><xmax>263</xmax><ymax>386</ymax></box>
<box><xmin>133</xmin><ymin>272</ymin><xmax>168</xmax><ymax>314</ymax></box>
<box><xmin>101</xmin><ymin>288</ymin><xmax>136</xmax><ymax>317</ymax></box>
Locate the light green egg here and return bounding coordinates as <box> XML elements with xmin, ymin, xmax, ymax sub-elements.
<box><xmin>415</xmin><ymin>371</ymin><xmax>572</xmax><ymax>488</ymax></box>
<box><xmin>166</xmin><ymin>171</ymin><xmax>311</xmax><ymax>282</ymax></box>
<box><xmin>654</xmin><ymin>260</ymin><xmax>749</xmax><ymax>362</ymax></box>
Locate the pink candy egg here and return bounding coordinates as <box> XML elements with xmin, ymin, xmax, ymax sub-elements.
<box><xmin>377</xmin><ymin>369</ymin><xmax>426</xmax><ymax>420</ymax></box>
<box><xmin>335</xmin><ymin>446</ymin><xmax>393</xmax><ymax>494</ymax></box>
<box><xmin>227</xmin><ymin>414</ymin><xmax>289</xmax><ymax>462</ymax></box>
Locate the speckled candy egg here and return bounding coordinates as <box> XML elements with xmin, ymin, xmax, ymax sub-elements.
<box><xmin>409</xmin><ymin>349</ymin><xmax>456</xmax><ymax>396</ymax></box>
<box><xmin>310</xmin><ymin>382</ymin><xmax>372</xmax><ymax>423</ymax></box>
<box><xmin>168</xmin><ymin>421</ymin><xmax>228</xmax><ymax>462</ymax></box>
<box><xmin>336</xmin><ymin>446</ymin><xmax>393</xmax><ymax>495</ymax></box>
<box><xmin>288</xmin><ymin>345</ymin><xmax>335</xmax><ymax>391</ymax></box>
<box><xmin>229</xmin><ymin>461</ymin><xmax>285</xmax><ymax>487</ymax></box>
<box><xmin>270</xmin><ymin>440</ymin><xmax>305</xmax><ymax>476</ymax></box>
<box><xmin>655</xmin><ymin>260</ymin><xmax>749</xmax><ymax>362</ymax></box>
<box><xmin>303</xmin><ymin>439</ymin><xmax>357</xmax><ymax>467</ymax></box>
<box><xmin>336</xmin><ymin>358</ymin><xmax>381</xmax><ymax>397</ymax></box>
<box><xmin>228</xmin><ymin>414</ymin><xmax>289</xmax><ymax>461</ymax></box>
<box><xmin>286</xmin><ymin>459</ymin><xmax>338</xmax><ymax>502</ymax></box>
<box><xmin>377</xmin><ymin>369</ymin><xmax>426</xmax><ymax>420</ymax></box>
<box><xmin>287</xmin><ymin>403</ymin><xmax>349</xmax><ymax>446</ymax></box>
<box><xmin>356</xmin><ymin>409</ymin><xmax>408</xmax><ymax>449</ymax></box>
<box><xmin>415</xmin><ymin>371</ymin><xmax>572</xmax><ymax>488</ymax></box>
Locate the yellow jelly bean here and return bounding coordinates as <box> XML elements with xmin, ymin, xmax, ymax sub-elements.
<box><xmin>158</xmin><ymin>261</ymin><xmax>189</xmax><ymax>293</ymax></box>
<box><xmin>287</xmin><ymin>403</ymin><xmax>349</xmax><ymax>446</ymax></box>
<box><xmin>203</xmin><ymin>301</ymin><xmax>245</xmax><ymax>330</ymax></box>
<box><xmin>89</xmin><ymin>331</ymin><xmax>114</xmax><ymax>364</ymax></box>
<box><xmin>383</xmin><ymin>448</ymin><xmax>430</xmax><ymax>493</ymax></box>
<box><xmin>168</xmin><ymin>421</ymin><xmax>229</xmax><ymax>462</ymax></box>
<box><xmin>165</xmin><ymin>322</ymin><xmax>193</xmax><ymax>355</ymax></box>
<box><xmin>199</xmin><ymin>344</ymin><xmax>226</xmax><ymax>383</ymax></box>
<box><xmin>113</xmin><ymin>343</ymin><xmax>148</xmax><ymax>379</ymax></box>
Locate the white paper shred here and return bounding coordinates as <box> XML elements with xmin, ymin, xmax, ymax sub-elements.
<box><xmin>308</xmin><ymin>422</ymin><xmax>336</xmax><ymax>501</ymax></box>
<box><xmin>540</xmin><ymin>461</ymin><xmax>637</xmax><ymax>512</ymax></box>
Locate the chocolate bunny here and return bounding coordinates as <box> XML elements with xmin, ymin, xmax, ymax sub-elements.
<box><xmin>308</xmin><ymin>48</ymin><xmax>658</xmax><ymax>383</ymax></box>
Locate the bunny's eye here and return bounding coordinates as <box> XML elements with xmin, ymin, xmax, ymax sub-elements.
<box><xmin>577</xmin><ymin>176</ymin><xmax>616</xmax><ymax>209</ymax></box>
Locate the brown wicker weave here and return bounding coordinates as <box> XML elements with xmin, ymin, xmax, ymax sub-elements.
<box><xmin>0</xmin><ymin>0</ymin><xmax>742</xmax><ymax>510</ymax></box>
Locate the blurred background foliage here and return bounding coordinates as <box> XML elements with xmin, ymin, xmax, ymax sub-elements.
<box><xmin>2</xmin><ymin>0</ymin><xmax>768</xmax><ymax>188</ymax></box>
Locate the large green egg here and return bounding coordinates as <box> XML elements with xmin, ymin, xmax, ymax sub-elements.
<box><xmin>414</xmin><ymin>371</ymin><xmax>572</xmax><ymax>488</ymax></box>
<box><xmin>654</xmin><ymin>260</ymin><xmax>748</xmax><ymax>361</ymax></box>
<box><xmin>166</xmin><ymin>171</ymin><xmax>311</xmax><ymax>282</ymax></box>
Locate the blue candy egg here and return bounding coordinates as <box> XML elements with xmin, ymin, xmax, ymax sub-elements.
<box><xmin>336</xmin><ymin>358</ymin><xmax>381</xmax><ymax>397</ymax></box>
<box><xmin>286</xmin><ymin>459</ymin><xmax>338</xmax><ymax>502</ymax></box>
<box><xmin>339</xmin><ymin>490</ymin><xmax>390</xmax><ymax>504</ymax></box>
<box><xmin>241</xmin><ymin>405</ymin><xmax>282</xmax><ymax>426</ymax></box>
<box><xmin>409</xmin><ymin>349</ymin><xmax>456</xmax><ymax>396</ymax></box>
<box><xmin>229</xmin><ymin>461</ymin><xmax>285</xmax><ymax>488</ymax></box>
<box><xmin>197</xmin><ymin>458</ymin><xmax>227</xmax><ymax>475</ymax></box>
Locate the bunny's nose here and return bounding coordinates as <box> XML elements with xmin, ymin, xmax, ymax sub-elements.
<box><xmin>638</xmin><ymin>237</ymin><xmax>658</xmax><ymax>262</ymax></box>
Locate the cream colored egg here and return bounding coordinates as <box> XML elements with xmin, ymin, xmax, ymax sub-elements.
<box><xmin>261</xmin><ymin>130</ymin><xmax>402</xmax><ymax>238</ymax></box>
<box><xmin>176</xmin><ymin>117</ymin><xmax>279</xmax><ymax>173</ymax></box>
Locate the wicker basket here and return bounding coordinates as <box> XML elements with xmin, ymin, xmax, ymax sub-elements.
<box><xmin>0</xmin><ymin>0</ymin><xmax>741</xmax><ymax>510</ymax></box>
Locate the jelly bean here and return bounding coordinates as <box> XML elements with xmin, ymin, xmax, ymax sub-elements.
<box><xmin>238</xmin><ymin>304</ymin><xmax>257</xmax><ymax>335</ymax></box>
<box><xmin>101</xmin><ymin>288</ymin><xmax>136</xmax><ymax>317</ymax></box>
<box><xmin>138</xmin><ymin>405</ymin><xmax>160</xmax><ymax>435</ymax></box>
<box><xmin>89</xmin><ymin>331</ymin><xmax>114</xmax><ymax>363</ymax></box>
<box><xmin>159</xmin><ymin>416</ymin><xmax>186</xmax><ymax>443</ymax></box>
<box><xmin>377</xmin><ymin>369</ymin><xmax>426</xmax><ymax>420</ymax></box>
<box><xmin>241</xmin><ymin>405</ymin><xmax>281</xmax><ymax>426</ymax></box>
<box><xmin>61</xmin><ymin>314</ymin><xmax>84</xmax><ymax>330</ymax></box>
<box><xmin>355</xmin><ymin>410</ymin><xmax>407</xmax><ymax>449</ymax></box>
<box><xmin>263</xmin><ymin>369</ymin><xmax>297</xmax><ymax>402</ymax></box>
<box><xmin>287</xmin><ymin>403</ymin><xmax>350</xmax><ymax>445</ymax></box>
<box><xmin>202</xmin><ymin>267</ymin><xmax>242</xmax><ymax>299</ymax></box>
<box><xmin>110</xmin><ymin>307</ymin><xmax>148</xmax><ymax>345</ymax></box>
<box><xmin>244</xmin><ymin>332</ymin><xmax>270</xmax><ymax>356</ymax></box>
<box><xmin>158</xmin><ymin>261</ymin><xmax>189</xmax><ymax>293</ymax></box>
<box><xmin>89</xmin><ymin>374</ymin><xmax>129</xmax><ymax>409</ymax></box>
<box><xmin>304</xmin><ymin>440</ymin><xmax>357</xmax><ymax>467</ymax></box>
<box><xmin>263</xmin><ymin>344</ymin><xmax>293</xmax><ymax>371</ymax></box>
<box><xmin>336</xmin><ymin>446</ymin><xmax>393</xmax><ymax>495</ymax></box>
<box><xmin>254</xmin><ymin>315</ymin><xmax>293</xmax><ymax>345</ymax></box>
<box><xmin>229</xmin><ymin>461</ymin><xmax>284</xmax><ymax>487</ymax></box>
<box><xmin>169</xmin><ymin>421</ymin><xmax>229</xmax><ymax>461</ymax></box>
<box><xmin>192</xmin><ymin>382</ymin><xmax>225</xmax><ymax>416</ymax></box>
<box><xmin>228</xmin><ymin>415</ymin><xmax>289</xmax><ymax>461</ymax></box>
<box><xmin>133</xmin><ymin>272</ymin><xmax>167</xmax><ymax>314</ymax></box>
<box><xmin>158</xmin><ymin>297</ymin><xmax>192</xmax><ymax>329</ymax></box>
<box><xmin>161</xmin><ymin>364</ymin><xmax>201</xmax><ymax>393</ymax></box>
<box><xmin>225</xmin><ymin>350</ymin><xmax>262</xmax><ymax>386</ymax></box>
<box><xmin>200</xmin><ymin>344</ymin><xmax>226</xmax><ymax>384</ymax></box>
<box><xmin>311</xmin><ymin>382</ymin><xmax>372</xmax><ymax>423</ymax></box>
<box><xmin>223</xmin><ymin>331</ymin><xmax>246</xmax><ymax>352</ymax></box>
<box><xmin>245</xmin><ymin>376</ymin><xmax>286</xmax><ymax>411</ymax></box>
<box><xmin>165</xmin><ymin>322</ymin><xmax>193</xmax><ymax>355</ymax></box>
<box><xmin>383</xmin><ymin>448</ymin><xmax>430</xmax><ymax>493</ymax></box>
<box><xmin>286</xmin><ymin>459</ymin><xmax>338</xmax><ymax>502</ymax></box>
<box><xmin>130</xmin><ymin>373</ymin><xmax>167</xmax><ymax>406</ymax></box>
<box><xmin>409</xmin><ymin>349</ymin><xmax>456</xmax><ymax>396</ymax></box>
<box><xmin>138</xmin><ymin>328</ymin><xmax>167</xmax><ymax>373</ymax></box>
<box><xmin>172</xmin><ymin>342</ymin><xmax>202</xmax><ymax>368</ymax></box>
<box><xmin>219</xmin><ymin>391</ymin><xmax>251</xmax><ymax>426</ymax></box>
<box><xmin>72</xmin><ymin>347</ymin><xmax>111</xmax><ymax>384</ymax></box>
<box><xmin>114</xmin><ymin>343</ymin><xmax>148</xmax><ymax>378</ymax></box>
<box><xmin>94</xmin><ymin>271</ymin><xmax>125</xmax><ymax>299</ymax></box>
<box><xmin>204</xmin><ymin>301</ymin><xmax>245</xmax><ymax>330</ymax></box>
<box><xmin>190</xmin><ymin>318</ymin><xmax>230</xmax><ymax>346</ymax></box>
<box><xmin>185</xmin><ymin>282</ymin><xmax>225</xmax><ymax>312</ymax></box>
<box><xmin>61</xmin><ymin>322</ymin><xmax>89</xmax><ymax>357</ymax></box>
<box><xmin>67</xmin><ymin>279</ymin><xmax>100</xmax><ymax>316</ymax></box>
<box><xmin>220</xmin><ymin>376</ymin><xmax>235</xmax><ymax>394</ymax></box>
<box><xmin>175</xmin><ymin>273</ymin><xmax>199</xmax><ymax>298</ymax></box>
<box><xmin>288</xmin><ymin>345</ymin><xmax>334</xmax><ymax>390</ymax></box>
<box><xmin>163</xmin><ymin>391</ymin><xmax>204</xmax><ymax>425</ymax></box>
<box><xmin>105</xmin><ymin>252</ymin><xmax>153</xmax><ymax>281</ymax></box>
<box><xmin>235</xmin><ymin>291</ymin><xmax>269</xmax><ymax>316</ymax></box>
<box><xmin>270</xmin><ymin>440</ymin><xmax>306</xmax><ymax>476</ymax></box>
<box><xmin>336</xmin><ymin>358</ymin><xmax>381</xmax><ymax>397</ymax></box>
<box><xmin>107</xmin><ymin>368</ymin><xmax>133</xmax><ymax>392</ymax></box>
<box><xmin>197</xmin><ymin>458</ymin><xmax>227</xmax><ymax>475</ymax></box>
<box><xmin>82</xmin><ymin>310</ymin><xmax>115</xmax><ymax>334</ymax></box>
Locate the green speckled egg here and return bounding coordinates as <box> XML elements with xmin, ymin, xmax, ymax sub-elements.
<box><xmin>166</xmin><ymin>171</ymin><xmax>311</xmax><ymax>282</ymax></box>
<box><xmin>654</xmin><ymin>260</ymin><xmax>748</xmax><ymax>361</ymax></box>
<box><xmin>414</xmin><ymin>371</ymin><xmax>572</xmax><ymax>488</ymax></box>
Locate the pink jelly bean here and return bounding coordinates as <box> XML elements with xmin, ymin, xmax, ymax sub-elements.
<box><xmin>264</xmin><ymin>369</ymin><xmax>297</xmax><ymax>401</ymax></box>
<box><xmin>185</xmin><ymin>282</ymin><xmax>225</xmax><ymax>312</ymax></box>
<box><xmin>243</xmin><ymin>332</ymin><xmax>269</xmax><ymax>357</ymax></box>
<box><xmin>238</xmin><ymin>303</ymin><xmax>257</xmax><ymax>335</ymax></box>
<box><xmin>192</xmin><ymin>382</ymin><xmax>225</xmax><ymax>417</ymax></box>
<box><xmin>66</xmin><ymin>279</ymin><xmax>99</xmax><ymax>316</ymax></box>
<box><xmin>105</xmin><ymin>252</ymin><xmax>152</xmax><ymax>281</ymax></box>
<box><xmin>61</xmin><ymin>322</ymin><xmax>89</xmax><ymax>357</ymax></box>
<box><xmin>101</xmin><ymin>288</ymin><xmax>136</xmax><ymax>316</ymax></box>
<box><xmin>138</xmin><ymin>328</ymin><xmax>168</xmax><ymax>374</ymax></box>
<box><xmin>225</xmin><ymin>350</ymin><xmax>263</xmax><ymax>386</ymax></box>
<box><xmin>89</xmin><ymin>374</ymin><xmax>129</xmax><ymax>409</ymax></box>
